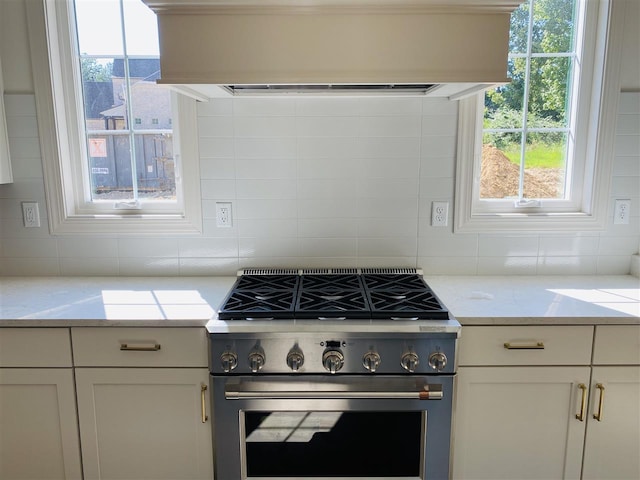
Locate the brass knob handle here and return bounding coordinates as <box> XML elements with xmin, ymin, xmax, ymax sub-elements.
<box><xmin>576</xmin><ymin>383</ymin><xmax>587</xmax><ymax>421</ymax></box>
<box><xmin>593</xmin><ymin>383</ymin><xmax>605</xmax><ymax>421</ymax></box>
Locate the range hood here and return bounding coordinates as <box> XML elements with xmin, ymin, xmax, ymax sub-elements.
<box><xmin>142</xmin><ymin>0</ymin><xmax>522</xmax><ymax>99</ymax></box>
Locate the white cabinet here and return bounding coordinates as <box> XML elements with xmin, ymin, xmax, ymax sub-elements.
<box><xmin>452</xmin><ymin>325</ymin><xmax>640</xmax><ymax>480</ymax></box>
<box><xmin>582</xmin><ymin>326</ymin><xmax>640</xmax><ymax>480</ymax></box>
<box><xmin>71</xmin><ymin>328</ymin><xmax>214</xmax><ymax>480</ymax></box>
<box><xmin>0</xmin><ymin>329</ymin><xmax>82</xmax><ymax>479</ymax></box>
<box><xmin>453</xmin><ymin>326</ymin><xmax>593</xmax><ymax>480</ymax></box>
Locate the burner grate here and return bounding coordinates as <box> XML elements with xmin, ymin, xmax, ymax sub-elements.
<box><xmin>368</xmin><ymin>290</ymin><xmax>449</xmax><ymax>320</ymax></box>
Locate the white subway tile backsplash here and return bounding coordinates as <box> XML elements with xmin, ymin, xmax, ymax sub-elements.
<box><xmin>118</xmin><ymin>257</ymin><xmax>180</xmax><ymax>277</ymax></box>
<box><xmin>236</xmin><ymin>179</ymin><xmax>297</xmax><ymax>199</ymax></box>
<box><xmin>117</xmin><ymin>238</ymin><xmax>179</xmax><ymax>258</ymax></box>
<box><xmin>358</xmin><ymin>237</ymin><xmax>417</xmax><ymax>257</ymax></box>
<box><xmin>57</xmin><ymin>238</ymin><xmax>118</xmax><ymax>258</ymax></box>
<box><xmin>200</xmin><ymin>158</ymin><xmax>236</xmax><ymax>180</ymax></box>
<box><xmin>2</xmin><ymin>237</ymin><xmax>58</xmax><ymax>258</ymax></box>
<box><xmin>295</xmin><ymin>98</ymin><xmax>362</xmax><ymax>116</ymax></box>
<box><xmin>478</xmin><ymin>235</ymin><xmax>539</xmax><ymax>257</ymax></box>
<box><xmin>359</xmin><ymin>115</ymin><xmax>422</xmax><ymax>137</ymax></box>
<box><xmin>235</xmin><ymin>158</ymin><xmax>296</xmax><ymax>179</ymax></box>
<box><xmin>298</xmin><ymin>218</ymin><xmax>358</xmax><ymax>238</ymax></box>
<box><xmin>239</xmin><ymin>237</ymin><xmax>299</xmax><ymax>257</ymax></box>
<box><xmin>235</xmin><ymin>199</ymin><xmax>297</xmax><ymax>219</ymax></box>
<box><xmin>179</xmin><ymin>257</ymin><xmax>239</xmax><ymax>276</ymax></box>
<box><xmin>234</xmin><ymin>98</ymin><xmax>296</xmax><ymax>116</ymax></box>
<box><xmin>236</xmin><ymin>218</ymin><xmax>298</xmax><ymax>238</ymax></box>
<box><xmin>360</xmin><ymin>158</ymin><xmax>420</xmax><ymax>179</ymax></box>
<box><xmin>60</xmin><ymin>257</ymin><xmax>120</xmax><ymax>276</ymax></box>
<box><xmin>198</xmin><ymin>98</ymin><xmax>233</xmax><ymax>116</ymax></box>
<box><xmin>538</xmin><ymin>236</ymin><xmax>600</xmax><ymax>256</ymax></box>
<box><xmin>360</xmin><ymin>137</ymin><xmax>421</xmax><ymax>159</ymax></box>
<box><xmin>2</xmin><ymin>93</ymin><xmax>637</xmax><ymax>276</ymax></box>
<box><xmin>359</xmin><ymin>98</ymin><xmax>422</xmax><ymax>116</ymax></box>
<box><xmin>477</xmin><ymin>256</ymin><xmax>538</xmax><ymax>275</ymax></box>
<box><xmin>178</xmin><ymin>238</ymin><xmax>238</xmax><ymax>258</ymax></box>
<box><xmin>233</xmin><ymin>116</ymin><xmax>296</xmax><ymax>138</ymax></box>
<box><xmin>200</xmin><ymin>179</ymin><xmax>237</xmax><ymax>199</ymax></box>
<box><xmin>296</xmin><ymin>116</ymin><xmax>361</xmax><ymax>137</ymax></box>
<box><xmin>234</xmin><ymin>138</ymin><xmax>297</xmax><ymax>159</ymax></box>
<box><xmin>299</xmin><ymin>238</ymin><xmax>357</xmax><ymax>257</ymax></box>
<box><xmin>536</xmin><ymin>256</ymin><xmax>597</xmax><ymax>275</ymax></box>
<box><xmin>357</xmin><ymin>218</ymin><xmax>418</xmax><ymax>237</ymax></box>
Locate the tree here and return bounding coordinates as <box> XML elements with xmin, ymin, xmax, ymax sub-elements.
<box><xmin>80</xmin><ymin>57</ymin><xmax>113</xmax><ymax>82</ymax></box>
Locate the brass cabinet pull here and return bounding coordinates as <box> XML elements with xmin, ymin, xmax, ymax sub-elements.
<box><xmin>593</xmin><ymin>383</ymin><xmax>605</xmax><ymax>421</ymax></box>
<box><xmin>503</xmin><ymin>341</ymin><xmax>545</xmax><ymax>350</ymax></box>
<box><xmin>201</xmin><ymin>384</ymin><xmax>208</xmax><ymax>423</ymax></box>
<box><xmin>576</xmin><ymin>383</ymin><xmax>588</xmax><ymax>421</ymax></box>
<box><xmin>120</xmin><ymin>343</ymin><xmax>161</xmax><ymax>351</ymax></box>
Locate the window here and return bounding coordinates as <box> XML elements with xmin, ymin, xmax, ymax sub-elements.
<box><xmin>455</xmin><ymin>0</ymin><xmax>623</xmax><ymax>232</ymax></box>
<box><xmin>26</xmin><ymin>0</ymin><xmax>201</xmax><ymax>234</ymax></box>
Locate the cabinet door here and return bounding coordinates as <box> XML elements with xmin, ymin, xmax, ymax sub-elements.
<box><xmin>582</xmin><ymin>366</ymin><xmax>640</xmax><ymax>480</ymax></box>
<box><xmin>0</xmin><ymin>369</ymin><xmax>82</xmax><ymax>479</ymax></box>
<box><xmin>452</xmin><ymin>366</ymin><xmax>590</xmax><ymax>480</ymax></box>
<box><xmin>75</xmin><ymin>368</ymin><xmax>213</xmax><ymax>480</ymax></box>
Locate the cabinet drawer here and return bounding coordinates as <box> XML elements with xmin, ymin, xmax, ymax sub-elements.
<box><xmin>0</xmin><ymin>328</ymin><xmax>72</xmax><ymax>367</ymax></box>
<box><xmin>72</xmin><ymin>328</ymin><xmax>208</xmax><ymax>367</ymax></box>
<box><xmin>458</xmin><ymin>326</ymin><xmax>594</xmax><ymax>366</ymax></box>
<box><xmin>593</xmin><ymin>325</ymin><xmax>640</xmax><ymax>365</ymax></box>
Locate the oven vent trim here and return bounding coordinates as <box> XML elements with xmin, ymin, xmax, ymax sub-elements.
<box><xmin>239</xmin><ymin>268</ymin><xmax>300</xmax><ymax>276</ymax></box>
<box><xmin>361</xmin><ymin>268</ymin><xmax>423</xmax><ymax>275</ymax></box>
<box><xmin>301</xmin><ymin>268</ymin><xmax>359</xmax><ymax>275</ymax></box>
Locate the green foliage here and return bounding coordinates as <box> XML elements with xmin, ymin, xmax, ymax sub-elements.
<box><xmin>81</xmin><ymin>58</ymin><xmax>113</xmax><ymax>82</ymax></box>
<box><xmin>501</xmin><ymin>142</ymin><xmax>565</xmax><ymax>169</ymax></box>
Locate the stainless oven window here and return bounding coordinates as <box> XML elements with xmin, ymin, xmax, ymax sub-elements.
<box><xmin>242</xmin><ymin>411</ymin><xmax>423</xmax><ymax>477</ymax></box>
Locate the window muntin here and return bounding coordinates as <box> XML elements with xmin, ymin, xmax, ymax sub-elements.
<box><xmin>480</xmin><ymin>0</ymin><xmax>580</xmax><ymax>205</ymax></box>
<box><xmin>75</xmin><ymin>0</ymin><xmax>176</xmax><ymax>205</ymax></box>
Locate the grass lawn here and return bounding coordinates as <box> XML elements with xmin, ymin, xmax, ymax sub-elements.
<box><xmin>502</xmin><ymin>143</ymin><xmax>566</xmax><ymax>168</ymax></box>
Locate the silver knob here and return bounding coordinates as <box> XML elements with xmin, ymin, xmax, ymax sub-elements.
<box><xmin>362</xmin><ymin>351</ymin><xmax>381</xmax><ymax>372</ymax></box>
<box><xmin>322</xmin><ymin>349</ymin><xmax>344</xmax><ymax>374</ymax></box>
<box><xmin>401</xmin><ymin>352</ymin><xmax>419</xmax><ymax>373</ymax></box>
<box><xmin>428</xmin><ymin>352</ymin><xmax>448</xmax><ymax>371</ymax></box>
<box><xmin>220</xmin><ymin>351</ymin><xmax>238</xmax><ymax>373</ymax></box>
<box><xmin>248</xmin><ymin>349</ymin><xmax>266</xmax><ymax>373</ymax></box>
<box><xmin>286</xmin><ymin>348</ymin><xmax>304</xmax><ymax>372</ymax></box>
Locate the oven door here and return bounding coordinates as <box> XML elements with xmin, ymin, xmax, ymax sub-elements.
<box><xmin>211</xmin><ymin>375</ymin><xmax>453</xmax><ymax>480</ymax></box>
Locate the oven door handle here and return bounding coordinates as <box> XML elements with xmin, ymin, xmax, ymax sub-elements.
<box><xmin>225</xmin><ymin>383</ymin><xmax>443</xmax><ymax>400</ymax></box>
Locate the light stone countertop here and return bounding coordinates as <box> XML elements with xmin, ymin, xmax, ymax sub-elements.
<box><xmin>0</xmin><ymin>275</ymin><xmax>638</xmax><ymax>327</ymax></box>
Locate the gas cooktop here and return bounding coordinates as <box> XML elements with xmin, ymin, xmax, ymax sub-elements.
<box><xmin>217</xmin><ymin>268</ymin><xmax>449</xmax><ymax>321</ymax></box>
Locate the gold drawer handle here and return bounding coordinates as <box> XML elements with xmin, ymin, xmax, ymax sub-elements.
<box><xmin>576</xmin><ymin>383</ymin><xmax>587</xmax><ymax>421</ymax></box>
<box><xmin>504</xmin><ymin>341</ymin><xmax>545</xmax><ymax>350</ymax></box>
<box><xmin>120</xmin><ymin>343</ymin><xmax>161</xmax><ymax>351</ymax></box>
<box><xmin>593</xmin><ymin>383</ymin><xmax>605</xmax><ymax>421</ymax></box>
<box><xmin>201</xmin><ymin>384</ymin><xmax>208</xmax><ymax>423</ymax></box>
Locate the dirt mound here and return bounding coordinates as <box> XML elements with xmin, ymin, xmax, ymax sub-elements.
<box><xmin>480</xmin><ymin>145</ymin><xmax>563</xmax><ymax>199</ymax></box>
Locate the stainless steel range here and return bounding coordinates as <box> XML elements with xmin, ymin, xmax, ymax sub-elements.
<box><xmin>207</xmin><ymin>268</ymin><xmax>460</xmax><ymax>480</ymax></box>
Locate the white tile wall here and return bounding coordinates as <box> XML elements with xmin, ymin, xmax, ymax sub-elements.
<box><xmin>0</xmin><ymin>93</ymin><xmax>638</xmax><ymax>276</ymax></box>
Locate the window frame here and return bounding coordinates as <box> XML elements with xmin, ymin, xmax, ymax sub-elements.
<box><xmin>26</xmin><ymin>0</ymin><xmax>202</xmax><ymax>235</ymax></box>
<box><xmin>454</xmin><ymin>0</ymin><xmax>624</xmax><ymax>233</ymax></box>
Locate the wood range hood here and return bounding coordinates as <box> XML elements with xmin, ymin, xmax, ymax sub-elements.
<box><xmin>141</xmin><ymin>0</ymin><xmax>522</xmax><ymax>99</ymax></box>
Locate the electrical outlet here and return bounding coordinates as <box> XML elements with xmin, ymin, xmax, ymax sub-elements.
<box><xmin>431</xmin><ymin>201</ymin><xmax>449</xmax><ymax>227</ymax></box>
<box><xmin>614</xmin><ymin>199</ymin><xmax>631</xmax><ymax>225</ymax></box>
<box><xmin>21</xmin><ymin>202</ymin><xmax>41</xmax><ymax>228</ymax></box>
<box><xmin>216</xmin><ymin>202</ymin><xmax>232</xmax><ymax>228</ymax></box>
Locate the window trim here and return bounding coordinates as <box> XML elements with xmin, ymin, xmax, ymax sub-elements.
<box><xmin>454</xmin><ymin>0</ymin><xmax>624</xmax><ymax>233</ymax></box>
<box><xmin>26</xmin><ymin>0</ymin><xmax>202</xmax><ymax>235</ymax></box>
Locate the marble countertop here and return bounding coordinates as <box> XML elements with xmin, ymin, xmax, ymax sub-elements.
<box><xmin>0</xmin><ymin>275</ymin><xmax>638</xmax><ymax>327</ymax></box>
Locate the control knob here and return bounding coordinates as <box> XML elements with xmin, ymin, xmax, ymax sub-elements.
<box><xmin>401</xmin><ymin>352</ymin><xmax>419</xmax><ymax>373</ymax></box>
<box><xmin>322</xmin><ymin>349</ymin><xmax>345</xmax><ymax>374</ymax></box>
<box><xmin>220</xmin><ymin>351</ymin><xmax>238</xmax><ymax>373</ymax></box>
<box><xmin>248</xmin><ymin>348</ymin><xmax>266</xmax><ymax>373</ymax></box>
<box><xmin>362</xmin><ymin>351</ymin><xmax>381</xmax><ymax>372</ymax></box>
<box><xmin>286</xmin><ymin>348</ymin><xmax>304</xmax><ymax>372</ymax></box>
<box><xmin>428</xmin><ymin>352</ymin><xmax>448</xmax><ymax>371</ymax></box>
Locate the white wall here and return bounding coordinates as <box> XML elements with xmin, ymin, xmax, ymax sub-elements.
<box><xmin>0</xmin><ymin>0</ymin><xmax>638</xmax><ymax>277</ymax></box>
